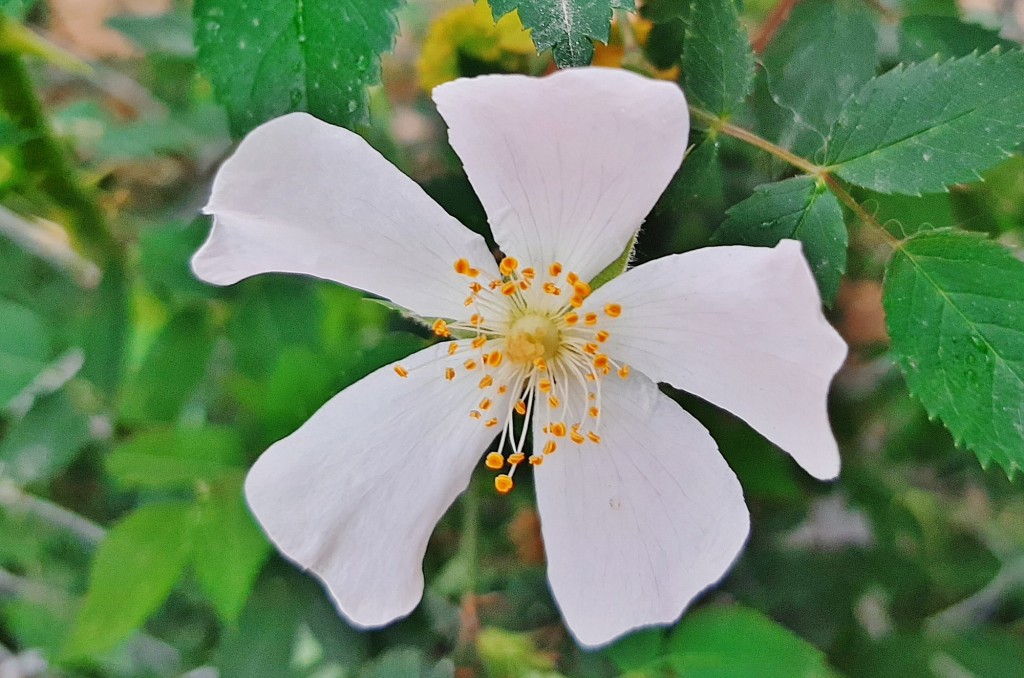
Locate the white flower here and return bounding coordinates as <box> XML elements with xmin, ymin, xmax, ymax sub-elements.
<box><xmin>192</xmin><ymin>67</ymin><xmax>847</xmax><ymax>648</ymax></box>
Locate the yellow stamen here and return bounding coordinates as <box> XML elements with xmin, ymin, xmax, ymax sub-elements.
<box><xmin>566</xmin><ymin>272</ymin><xmax>579</xmax><ymax>285</ymax></box>
<box><xmin>584</xmin><ymin>312</ymin><xmax>598</xmax><ymax>326</ymax></box>
<box><xmin>495</xmin><ymin>474</ymin><xmax>514</xmax><ymax>494</ymax></box>
<box><xmin>514</xmin><ymin>400</ymin><xmax>527</xmax><ymax>415</ymax></box>
<box><xmin>549</xmin><ymin>262</ymin><xmax>563</xmax><ymax>277</ymax></box>
<box><xmin>433</xmin><ymin>319</ymin><xmax>450</xmax><ymax>337</ymax></box>
<box><xmin>589</xmin><ymin>407</ymin><xmax>599</xmax><ymax>418</ymax></box>
<box><xmin>564</xmin><ymin>312</ymin><xmax>579</xmax><ymax>325</ymax></box>
<box><xmin>448</xmin><ymin>343</ymin><xmax>459</xmax><ymax>356</ymax></box>
<box><xmin>543</xmin><ymin>282</ymin><xmax>561</xmax><ymax>296</ymax></box>
<box><xmin>529</xmin><ymin>456</ymin><xmax>544</xmax><ymax>466</ymax></box>
<box><xmin>470</xmin><ymin>313</ymin><xmax>484</xmax><ymax>327</ymax></box>
<box><xmin>521</xmin><ymin>267</ymin><xmax>535</xmax><ymax>280</ymax></box>
<box><xmin>486</xmin><ymin>351</ymin><xmax>504</xmax><ymax>367</ymax></box>
<box><xmin>499</xmin><ymin>256</ymin><xmax>519</xmax><ymax>276</ymax></box>
<box><xmin>618</xmin><ymin>365</ymin><xmax>630</xmax><ymax>379</ymax></box>
<box><xmin>479</xmin><ymin>375</ymin><xmax>494</xmax><ymax>388</ymax></box>
<box><xmin>480</xmin><ymin>398</ymin><xmax>492</xmax><ymax>411</ymax></box>
<box><xmin>595</xmin><ymin>330</ymin><xmax>610</xmax><ymax>343</ymax></box>
<box><xmin>549</xmin><ymin>422</ymin><xmax>567</xmax><ymax>437</ymax></box>
<box><xmin>454</xmin><ymin>258</ymin><xmax>471</xmax><ymax>275</ymax></box>
<box><xmin>573</xmin><ymin>280</ymin><xmax>591</xmax><ymax>297</ymax></box>
<box><xmin>605</xmin><ymin>303</ymin><xmax>622</xmax><ymax>318</ymax></box>
<box><xmin>548</xmin><ymin>395</ymin><xmax>560</xmax><ymax>409</ymax></box>
<box><xmin>485</xmin><ymin>452</ymin><xmax>504</xmax><ymax>470</ymax></box>
<box><xmin>464</xmin><ymin>359</ymin><xmax>477</xmax><ymax>370</ymax></box>
<box><xmin>445</xmin><ymin>367</ymin><xmax>456</xmax><ymax>381</ymax></box>
<box><xmin>501</xmin><ymin>281</ymin><xmax>517</xmax><ymax>296</ymax></box>
<box><xmin>543</xmin><ymin>440</ymin><xmax>557</xmax><ymax>455</ymax></box>
<box><xmin>569</xmin><ymin>296</ymin><xmax>584</xmax><ymax>308</ymax></box>
<box><xmin>393</xmin><ymin>365</ymin><xmax>408</xmax><ymax>378</ymax></box>
<box><xmin>469</xmin><ymin>410</ymin><xmax>482</xmax><ymax>420</ymax></box>
<box><xmin>485</xmin><ymin>418</ymin><xmax>499</xmax><ymax>428</ymax></box>
<box><xmin>570</xmin><ymin>430</ymin><xmax>585</xmax><ymax>444</ymax></box>
<box><xmin>587</xmin><ymin>432</ymin><xmax>602</xmax><ymax>444</ymax></box>
<box><xmin>508</xmin><ymin>452</ymin><xmax>525</xmax><ymax>465</ymax></box>
<box><xmin>472</xmin><ymin>336</ymin><xmax>487</xmax><ymax>349</ymax></box>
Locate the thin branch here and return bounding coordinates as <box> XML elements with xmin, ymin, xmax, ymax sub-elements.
<box><xmin>0</xmin><ymin>480</ymin><xmax>106</xmax><ymax>547</ymax></box>
<box><xmin>752</xmin><ymin>0</ymin><xmax>803</xmax><ymax>54</ymax></box>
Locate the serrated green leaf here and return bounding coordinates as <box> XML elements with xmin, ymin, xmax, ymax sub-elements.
<box><xmin>64</xmin><ymin>502</ymin><xmax>196</xmax><ymax>658</ymax></box>
<box><xmin>120</xmin><ymin>307</ymin><xmax>215</xmax><ymax>424</ymax></box>
<box><xmin>664</xmin><ymin>606</ymin><xmax>837</xmax><ymax>677</ymax></box>
<box><xmin>713</xmin><ymin>177</ymin><xmax>847</xmax><ymax>304</ymax></box>
<box><xmin>825</xmin><ymin>50</ymin><xmax>1024</xmax><ymax>195</ymax></box>
<box><xmin>489</xmin><ymin>0</ymin><xmax>633</xmax><ymax>68</ymax></box>
<box><xmin>761</xmin><ymin>0</ymin><xmax>878</xmax><ymax>157</ymax></box>
<box><xmin>192</xmin><ymin>475</ymin><xmax>271</xmax><ymax>623</ymax></box>
<box><xmin>899</xmin><ymin>15</ymin><xmax>1014</xmax><ymax>64</ymax></box>
<box><xmin>0</xmin><ymin>300</ymin><xmax>49</xmax><ymax>407</ymax></box>
<box><xmin>883</xmin><ymin>231</ymin><xmax>1024</xmax><ymax>475</ymax></box>
<box><xmin>106</xmin><ymin>426</ymin><xmax>245</xmax><ymax>489</ymax></box>
<box><xmin>194</xmin><ymin>0</ymin><xmax>403</xmax><ymax>137</ymax></box>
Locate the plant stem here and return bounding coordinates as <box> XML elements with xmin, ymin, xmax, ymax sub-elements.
<box><xmin>752</xmin><ymin>0</ymin><xmax>803</xmax><ymax>54</ymax></box>
<box><xmin>0</xmin><ymin>50</ymin><xmax>118</xmax><ymax>265</ymax></box>
<box><xmin>688</xmin><ymin>104</ymin><xmax>902</xmax><ymax>249</ymax></box>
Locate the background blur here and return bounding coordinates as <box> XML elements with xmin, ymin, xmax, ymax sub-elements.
<box><xmin>1</xmin><ymin>0</ymin><xmax>1023</xmax><ymax>676</ymax></box>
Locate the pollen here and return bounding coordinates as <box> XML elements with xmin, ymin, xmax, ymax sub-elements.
<box><xmin>521</xmin><ymin>267</ymin><xmax>535</xmax><ymax>280</ymax></box>
<box><xmin>549</xmin><ymin>262</ymin><xmax>563</xmax><ymax>276</ymax></box>
<box><xmin>445</xmin><ymin>367</ymin><xmax>456</xmax><ymax>381</ymax></box>
<box><xmin>469</xmin><ymin>410</ymin><xmax>482</xmax><ymax>420</ymax></box>
<box><xmin>393</xmin><ymin>365</ymin><xmax>408</xmax><ymax>378</ymax></box>
<box><xmin>495</xmin><ymin>474</ymin><xmax>514</xmax><ymax>494</ymax></box>
<box><xmin>618</xmin><ymin>365</ymin><xmax>630</xmax><ymax>379</ymax></box>
<box><xmin>543</xmin><ymin>440</ymin><xmax>557</xmax><ymax>455</ymax></box>
<box><xmin>464</xmin><ymin>359</ymin><xmax>477</xmax><ymax>370</ymax></box>
<box><xmin>454</xmin><ymin>258</ymin><xmax>471</xmax><ymax>275</ymax></box>
<box><xmin>514</xmin><ymin>400</ymin><xmax>527</xmax><ymax>415</ymax></box>
<box><xmin>485</xmin><ymin>452</ymin><xmax>505</xmax><ymax>470</ymax></box>
<box><xmin>499</xmin><ymin>256</ymin><xmax>519</xmax><ymax>275</ymax></box>
<box><xmin>485</xmin><ymin>351</ymin><xmax>504</xmax><ymax>367</ymax></box>
<box><xmin>549</xmin><ymin>422</ymin><xmax>567</xmax><ymax>437</ymax></box>
<box><xmin>479</xmin><ymin>375</ymin><xmax>494</xmax><ymax>388</ymax></box>
<box><xmin>595</xmin><ymin>330</ymin><xmax>610</xmax><ymax>343</ymax></box>
<box><xmin>480</xmin><ymin>398</ymin><xmax>492</xmax><ymax>411</ymax></box>
<box><xmin>448</xmin><ymin>343</ymin><xmax>459</xmax><ymax>356</ymax></box>
<box><xmin>508</xmin><ymin>452</ymin><xmax>525</xmax><ymax>465</ymax></box>
<box><xmin>566</xmin><ymin>272</ymin><xmax>579</xmax><ymax>285</ymax></box>
<box><xmin>570</xmin><ymin>430</ymin><xmax>585</xmax><ymax>445</ymax></box>
<box><xmin>433</xmin><ymin>319</ymin><xmax>450</xmax><ymax>337</ymax></box>
<box><xmin>569</xmin><ymin>296</ymin><xmax>584</xmax><ymax>308</ymax></box>
<box><xmin>594</xmin><ymin>355</ymin><xmax>610</xmax><ymax>371</ymax></box>
<box><xmin>587</xmin><ymin>432</ymin><xmax>602</xmax><ymax>444</ymax></box>
<box><xmin>547</xmin><ymin>395</ymin><xmax>560</xmax><ymax>409</ymax></box>
<box><xmin>564</xmin><ymin>312</ymin><xmax>579</xmax><ymax>325</ymax></box>
<box><xmin>589</xmin><ymin>407</ymin><xmax>599</xmax><ymax>418</ymax></box>
<box><xmin>485</xmin><ymin>418</ymin><xmax>499</xmax><ymax>428</ymax></box>
<box><xmin>543</xmin><ymin>282</ymin><xmax>561</xmax><ymax>296</ymax></box>
<box><xmin>529</xmin><ymin>456</ymin><xmax>543</xmax><ymax>466</ymax></box>
<box><xmin>584</xmin><ymin>312</ymin><xmax>598</xmax><ymax>325</ymax></box>
<box><xmin>538</xmin><ymin>378</ymin><xmax>552</xmax><ymax>393</ymax></box>
<box><xmin>572</xmin><ymin>280</ymin><xmax>591</xmax><ymax>297</ymax></box>
<box><xmin>604</xmin><ymin>303</ymin><xmax>622</xmax><ymax>318</ymax></box>
<box><xmin>472</xmin><ymin>336</ymin><xmax>487</xmax><ymax>349</ymax></box>
<box><xmin>501</xmin><ymin>281</ymin><xmax>517</xmax><ymax>296</ymax></box>
<box><xmin>470</xmin><ymin>313</ymin><xmax>484</xmax><ymax>326</ymax></box>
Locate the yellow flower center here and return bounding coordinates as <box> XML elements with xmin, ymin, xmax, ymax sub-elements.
<box><xmin>394</xmin><ymin>255</ymin><xmax>630</xmax><ymax>495</ymax></box>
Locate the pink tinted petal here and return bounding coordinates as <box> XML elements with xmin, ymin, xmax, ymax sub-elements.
<box><xmin>194</xmin><ymin>113</ymin><xmax>497</xmax><ymax>320</ymax></box>
<box><xmin>434</xmin><ymin>68</ymin><xmax>688</xmax><ymax>281</ymax></box>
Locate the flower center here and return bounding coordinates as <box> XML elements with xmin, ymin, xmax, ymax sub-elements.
<box><xmin>393</xmin><ymin>256</ymin><xmax>629</xmax><ymax>495</ymax></box>
<box><xmin>506</xmin><ymin>314</ymin><xmax>560</xmax><ymax>364</ymax></box>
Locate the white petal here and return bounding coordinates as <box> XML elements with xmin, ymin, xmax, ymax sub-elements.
<box><xmin>245</xmin><ymin>342</ymin><xmax>508</xmax><ymax>627</ymax></box>
<box><xmin>433</xmin><ymin>69</ymin><xmax>688</xmax><ymax>281</ymax></box>
<box><xmin>194</xmin><ymin>113</ymin><xmax>497</xmax><ymax>320</ymax></box>
<box><xmin>585</xmin><ymin>240</ymin><xmax>848</xmax><ymax>480</ymax></box>
<box><xmin>534</xmin><ymin>372</ymin><xmax>749</xmax><ymax>648</ymax></box>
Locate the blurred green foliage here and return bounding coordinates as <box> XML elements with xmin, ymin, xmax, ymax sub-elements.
<box><xmin>1</xmin><ymin>0</ymin><xmax>1023</xmax><ymax>677</ymax></box>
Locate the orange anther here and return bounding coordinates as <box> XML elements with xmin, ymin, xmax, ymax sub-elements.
<box><xmin>501</xmin><ymin>281</ymin><xmax>517</xmax><ymax>296</ymax></box>
<box><xmin>584</xmin><ymin>343</ymin><xmax>599</xmax><ymax>355</ymax></box>
<box><xmin>548</xmin><ymin>395</ymin><xmax>560</xmax><ymax>409</ymax></box>
<box><xmin>467</xmin><ymin>267</ymin><xmax>480</xmax><ymax>278</ymax></box>
<box><xmin>543</xmin><ymin>440</ymin><xmax>557</xmax><ymax>455</ymax></box>
<box><xmin>529</xmin><ymin>456</ymin><xmax>544</xmax><ymax>466</ymax></box>
<box><xmin>573</xmin><ymin>280</ymin><xmax>592</xmax><ymax>297</ymax></box>
<box><xmin>495</xmin><ymin>474</ymin><xmax>514</xmax><ymax>494</ymax></box>
<box><xmin>518</xmin><ymin>280</ymin><xmax>530</xmax><ymax>290</ymax></box>
<box><xmin>569</xmin><ymin>296</ymin><xmax>584</xmax><ymax>308</ymax></box>
<box><xmin>584</xmin><ymin>312</ymin><xmax>598</xmax><ymax>325</ymax></box>
<box><xmin>566</xmin><ymin>272</ymin><xmax>579</xmax><ymax>285</ymax></box>
<box><xmin>433</xmin><ymin>319</ymin><xmax>450</xmax><ymax>337</ymax></box>
<box><xmin>587</xmin><ymin>432</ymin><xmax>602</xmax><ymax>444</ymax></box>
<box><xmin>549</xmin><ymin>422</ymin><xmax>567</xmax><ymax>437</ymax></box>
<box><xmin>479</xmin><ymin>375</ymin><xmax>494</xmax><ymax>389</ymax></box>
<box><xmin>469</xmin><ymin>410</ymin><xmax>482</xmax><ymax>420</ymax></box>
<box><xmin>445</xmin><ymin>367</ymin><xmax>456</xmax><ymax>381</ymax></box>
<box><xmin>604</xmin><ymin>303</ymin><xmax>622</xmax><ymax>318</ymax></box>
<box><xmin>485</xmin><ymin>452</ymin><xmax>505</xmax><ymax>470</ymax></box>
<box><xmin>448</xmin><ymin>343</ymin><xmax>459</xmax><ymax>355</ymax></box>
<box><xmin>508</xmin><ymin>452</ymin><xmax>525</xmax><ymax>465</ymax></box>
<box><xmin>570</xmin><ymin>430</ymin><xmax>585</xmax><ymax>444</ymax></box>
<box><xmin>489</xmin><ymin>279</ymin><xmax>501</xmax><ymax>289</ymax></box>
<box><xmin>486</xmin><ymin>351</ymin><xmax>504</xmax><ymax>367</ymax></box>
<box><xmin>499</xmin><ymin>256</ymin><xmax>519</xmax><ymax>275</ymax></box>
<box><xmin>586</xmin><ymin>373</ymin><xmax>596</xmax><ymax>381</ymax></box>
<box><xmin>549</xmin><ymin>262</ymin><xmax>563</xmax><ymax>277</ymax></box>
<box><xmin>469</xmin><ymin>282</ymin><xmax>483</xmax><ymax>293</ymax></box>
<box><xmin>472</xmin><ymin>336</ymin><xmax>487</xmax><ymax>349</ymax></box>
<box><xmin>538</xmin><ymin>378</ymin><xmax>552</xmax><ymax>393</ymax></box>
<box><xmin>485</xmin><ymin>418</ymin><xmax>499</xmax><ymax>428</ymax></box>
<box><xmin>594</xmin><ymin>355</ymin><xmax>610</xmax><ymax>370</ymax></box>
<box><xmin>480</xmin><ymin>398</ymin><xmax>492</xmax><ymax>411</ymax></box>
<box><xmin>589</xmin><ymin>407</ymin><xmax>599</xmax><ymax>418</ymax></box>
<box><xmin>498</xmin><ymin>385</ymin><xmax>508</xmax><ymax>394</ymax></box>
<box><xmin>618</xmin><ymin>365</ymin><xmax>630</xmax><ymax>379</ymax></box>
<box><xmin>394</xmin><ymin>365</ymin><xmax>409</xmax><ymax>378</ymax></box>
<box><xmin>595</xmin><ymin>330</ymin><xmax>610</xmax><ymax>343</ymax></box>
<box><xmin>514</xmin><ymin>400</ymin><xmax>527</xmax><ymax>415</ymax></box>
<box><xmin>543</xmin><ymin>282</ymin><xmax>561</xmax><ymax>296</ymax></box>
<box><xmin>521</xmin><ymin>267</ymin><xmax>535</xmax><ymax>280</ymax></box>
<box><xmin>564</xmin><ymin>312</ymin><xmax>579</xmax><ymax>325</ymax></box>
<box><xmin>454</xmin><ymin>258</ymin><xmax>471</xmax><ymax>275</ymax></box>
<box><xmin>464</xmin><ymin>359</ymin><xmax>477</xmax><ymax>370</ymax></box>
<box><xmin>533</xmin><ymin>357</ymin><xmax>548</xmax><ymax>372</ymax></box>
<box><xmin>470</xmin><ymin>313</ymin><xmax>484</xmax><ymax>326</ymax></box>
<box><xmin>464</xmin><ymin>296</ymin><xmax>474</xmax><ymax>307</ymax></box>
<box><xmin>588</xmin><ymin>392</ymin><xmax>596</xmax><ymax>400</ymax></box>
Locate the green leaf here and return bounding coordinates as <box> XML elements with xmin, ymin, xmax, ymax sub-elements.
<box><xmin>0</xmin><ymin>389</ymin><xmax>91</xmax><ymax>484</ymax></box>
<box><xmin>192</xmin><ymin>475</ymin><xmax>271</xmax><ymax>623</ymax></box>
<box><xmin>489</xmin><ymin>0</ymin><xmax>634</xmax><ymax>68</ymax></box>
<box><xmin>120</xmin><ymin>307</ymin><xmax>215</xmax><ymax>424</ymax></box>
<box><xmin>664</xmin><ymin>606</ymin><xmax>836</xmax><ymax>677</ymax></box>
<box><xmin>65</xmin><ymin>502</ymin><xmax>196</xmax><ymax>658</ymax></box>
<box><xmin>899</xmin><ymin>15</ymin><xmax>1014</xmax><ymax>64</ymax></box>
<box><xmin>761</xmin><ymin>0</ymin><xmax>878</xmax><ymax>156</ymax></box>
<box><xmin>825</xmin><ymin>50</ymin><xmax>1024</xmax><ymax>195</ymax></box>
<box><xmin>882</xmin><ymin>230</ymin><xmax>1024</xmax><ymax>476</ymax></box>
<box><xmin>713</xmin><ymin>177</ymin><xmax>847</xmax><ymax>304</ymax></box>
<box><xmin>106</xmin><ymin>426</ymin><xmax>245</xmax><ymax>489</ymax></box>
<box><xmin>644</xmin><ymin>0</ymin><xmax>753</xmax><ymax>116</ymax></box>
<box><xmin>0</xmin><ymin>299</ymin><xmax>49</xmax><ymax>407</ymax></box>
<box><xmin>194</xmin><ymin>0</ymin><xmax>403</xmax><ymax>137</ymax></box>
